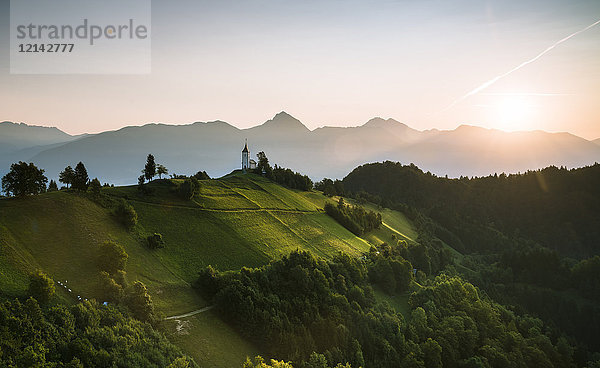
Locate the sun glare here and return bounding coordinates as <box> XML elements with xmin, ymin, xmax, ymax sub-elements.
<box><xmin>493</xmin><ymin>96</ymin><xmax>535</xmax><ymax>132</ymax></box>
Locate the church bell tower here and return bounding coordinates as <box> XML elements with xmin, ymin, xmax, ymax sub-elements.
<box><xmin>242</xmin><ymin>139</ymin><xmax>249</xmax><ymax>172</ymax></box>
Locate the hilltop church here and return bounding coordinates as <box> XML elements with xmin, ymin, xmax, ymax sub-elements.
<box><xmin>241</xmin><ymin>140</ymin><xmax>257</xmax><ymax>172</ymax></box>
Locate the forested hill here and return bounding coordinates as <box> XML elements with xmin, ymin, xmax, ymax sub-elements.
<box><xmin>341</xmin><ymin>161</ymin><xmax>600</xmax><ymax>356</ymax></box>
<box><xmin>342</xmin><ymin>161</ymin><xmax>600</xmax><ymax>258</ymax></box>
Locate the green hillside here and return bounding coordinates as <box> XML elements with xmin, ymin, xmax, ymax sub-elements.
<box><xmin>0</xmin><ymin>173</ymin><xmax>415</xmax><ymax>366</ymax></box>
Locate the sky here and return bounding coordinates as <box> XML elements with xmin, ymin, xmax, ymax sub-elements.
<box><xmin>0</xmin><ymin>0</ymin><xmax>599</xmax><ymax>139</ymax></box>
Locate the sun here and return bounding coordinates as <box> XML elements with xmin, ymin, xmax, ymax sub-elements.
<box><xmin>492</xmin><ymin>95</ymin><xmax>535</xmax><ymax>132</ymax></box>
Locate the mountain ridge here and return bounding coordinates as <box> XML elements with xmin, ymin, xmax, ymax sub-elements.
<box><xmin>2</xmin><ymin>112</ymin><xmax>599</xmax><ymax>185</ymax></box>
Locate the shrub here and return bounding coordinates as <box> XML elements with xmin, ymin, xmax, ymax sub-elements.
<box><xmin>28</xmin><ymin>270</ymin><xmax>55</xmax><ymax>303</ymax></box>
<box><xmin>98</xmin><ymin>271</ymin><xmax>124</xmax><ymax>303</ymax></box>
<box><xmin>169</xmin><ymin>357</ymin><xmax>195</xmax><ymax>368</ymax></box>
<box><xmin>193</xmin><ymin>265</ymin><xmax>220</xmax><ymax>300</ymax></box>
<box><xmin>125</xmin><ymin>281</ymin><xmax>154</xmax><ymax>322</ymax></box>
<box><xmin>98</xmin><ymin>241</ymin><xmax>128</xmax><ymax>275</ymax></box>
<box><xmin>178</xmin><ymin>177</ymin><xmax>200</xmax><ymax>200</ymax></box>
<box><xmin>147</xmin><ymin>233</ymin><xmax>165</xmax><ymax>249</ymax></box>
<box><xmin>114</xmin><ymin>200</ymin><xmax>138</xmax><ymax>229</ymax></box>
<box><xmin>89</xmin><ymin>178</ymin><xmax>101</xmax><ymax>196</ymax></box>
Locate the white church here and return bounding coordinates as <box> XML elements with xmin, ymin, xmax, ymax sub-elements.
<box><xmin>241</xmin><ymin>140</ymin><xmax>257</xmax><ymax>172</ymax></box>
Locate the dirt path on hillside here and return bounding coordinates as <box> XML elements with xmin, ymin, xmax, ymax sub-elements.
<box><xmin>165</xmin><ymin>305</ymin><xmax>215</xmax><ymax>320</ymax></box>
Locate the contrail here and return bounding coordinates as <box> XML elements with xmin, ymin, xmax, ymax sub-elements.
<box><xmin>443</xmin><ymin>18</ymin><xmax>600</xmax><ymax>111</ymax></box>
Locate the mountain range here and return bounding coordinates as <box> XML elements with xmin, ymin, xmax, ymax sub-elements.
<box><xmin>1</xmin><ymin>112</ymin><xmax>599</xmax><ymax>185</ymax></box>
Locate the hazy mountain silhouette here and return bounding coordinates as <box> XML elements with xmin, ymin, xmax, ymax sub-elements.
<box><xmin>2</xmin><ymin>114</ymin><xmax>599</xmax><ymax>185</ymax></box>
<box><xmin>593</xmin><ymin>138</ymin><xmax>600</xmax><ymax>146</ymax></box>
<box><xmin>398</xmin><ymin>125</ymin><xmax>600</xmax><ymax>177</ymax></box>
<box><xmin>0</xmin><ymin>121</ymin><xmax>77</xmax><ymax>152</ymax></box>
<box><xmin>0</xmin><ymin>121</ymin><xmax>85</xmax><ymax>174</ymax></box>
<box><xmin>250</xmin><ymin>111</ymin><xmax>311</xmax><ymax>134</ymax></box>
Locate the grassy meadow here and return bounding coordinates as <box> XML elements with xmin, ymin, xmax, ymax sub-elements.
<box><xmin>0</xmin><ymin>172</ymin><xmax>419</xmax><ymax>366</ymax></box>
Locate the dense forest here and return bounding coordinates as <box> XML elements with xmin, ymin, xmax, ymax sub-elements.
<box><xmin>342</xmin><ymin>162</ymin><xmax>600</xmax><ymax>257</ymax></box>
<box><xmin>0</xmin><ymin>298</ymin><xmax>195</xmax><ymax>367</ymax></box>
<box><xmin>340</xmin><ymin>161</ymin><xmax>600</xmax><ymax>360</ymax></box>
<box><xmin>196</xmin><ymin>250</ymin><xmax>580</xmax><ymax>368</ymax></box>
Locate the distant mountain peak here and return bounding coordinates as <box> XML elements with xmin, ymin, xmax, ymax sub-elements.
<box><xmin>257</xmin><ymin>111</ymin><xmax>310</xmax><ymax>131</ymax></box>
<box><xmin>274</xmin><ymin>111</ymin><xmax>294</xmax><ymax>119</ymax></box>
<box><xmin>452</xmin><ymin>124</ymin><xmax>504</xmax><ymax>135</ymax></box>
<box><xmin>362</xmin><ymin>117</ymin><xmax>414</xmax><ymax>133</ymax></box>
<box><xmin>0</xmin><ymin>120</ymin><xmax>74</xmax><ymax>139</ymax></box>
<box><xmin>455</xmin><ymin>124</ymin><xmax>484</xmax><ymax>130</ymax></box>
<box><xmin>364</xmin><ymin>117</ymin><xmax>386</xmax><ymax>126</ymax></box>
<box><xmin>363</xmin><ymin>117</ymin><xmax>400</xmax><ymax>127</ymax></box>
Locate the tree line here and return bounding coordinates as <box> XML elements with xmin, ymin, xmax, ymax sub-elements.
<box><xmin>341</xmin><ymin>161</ymin><xmax>600</xmax><ymax>258</ymax></box>
<box><xmin>314</xmin><ymin>178</ymin><xmax>345</xmax><ymax>197</ymax></box>
<box><xmin>255</xmin><ymin>151</ymin><xmax>313</xmax><ymax>191</ymax></box>
<box><xmin>324</xmin><ymin>198</ymin><xmax>382</xmax><ymax>236</ymax></box>
<box><xmin>1</xmin><ymin>160</ymin><xmax>98</xmax><ymax>197</ymax></box>
<box><xmin>1</xmin><ymin>151</ymin><xmax>313</xmax><ymax>198</ymax></box>
<box><xmin>195</xmin><ymin>250</ymin><xmax>581</xmax><ymax>368</ymax></box>
<box><xmin>1</xmin><ymin>154</ymin><xmax>170</xmax><ymax>197</ymax></box>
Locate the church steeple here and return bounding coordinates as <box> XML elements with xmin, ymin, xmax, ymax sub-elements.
<box><xmin>241</xmin><ymin>139</ymin><xmax>249</xmax><ymax>171</ymax></box>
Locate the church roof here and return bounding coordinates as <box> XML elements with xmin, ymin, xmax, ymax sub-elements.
<box><xmin>242</xmin><ymin>139</ymin><xmax>249</xmax><ymax>153</ymax></box>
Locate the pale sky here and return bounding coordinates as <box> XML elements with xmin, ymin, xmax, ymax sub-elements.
<box><xmin>1</xmin><ymin>0</ymin><xmax>599</xmax><ymax>139</ymax></box>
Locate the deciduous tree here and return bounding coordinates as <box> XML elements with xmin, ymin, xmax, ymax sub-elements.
<box><xmin>178</xmin><ymin>177</ymin><xmax>199</xmax><ymax>200</ymax></box>
<box><xmin>1</xmin><ymin>161</ymin><xmax>48</xmax><ymax>197</ymax></box>
<box><xmin>98</xmin><ymin>271</ymin><xmax>123</xmax><ymax>303</ymax></box>
<box><xmin>256</xmin><ymin>151</ymin><xmax>273</xmax><ymax>178</ymax></box>
<box><xmin>98</xmin><ymin>241</ymin><xmax>128</xmax><ymax>274</ymax></box>
<box><xmin>59</xmin><ymin>165</ymin><xmax>75</xmax><ymax>188</ymax></box>
<box><xmin>156</xmin><ymin>164</ymin><xmax>168</xmax><ymax>179</ymax></box>
<box><xmin>114</xmin><ymin>200</ymin><xmax>138</xmax><ymax>229</ymax></box>
<box><xmin>28</xmin><ymin>270</ymin><xmax>55</xmax><ymax>303</ymax></box>
<box><xmin>125</xmin><ymin>281</ymin><xmax>154</xmax><ymax>322</ymax></box>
